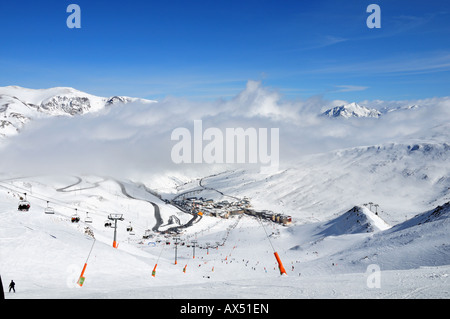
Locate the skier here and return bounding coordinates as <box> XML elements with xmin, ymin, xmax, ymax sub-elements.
<box><xmin>0</xmin><ymin>275</ymin><xmax>4</xmax><ymax>299</ymax></box>
<box><xmin>9</xmin><ymin>280</ymin><xmax>15</xmax><ymax>293</ymax></box>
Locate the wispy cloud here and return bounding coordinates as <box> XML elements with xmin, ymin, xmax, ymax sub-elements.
<box><xmin>307</xmin><ymin>52</ymin><xmax>450</xmax><ymax>76</ymax></box>
<box><xmin>333</xmin><ymin>85</ymin><xmax>369</xmax><ymax>93</ymax></box>
<box><xmin>282</xmin><ymin>35</ymin><xmax>348</xmax><ymax>53</ymax></box>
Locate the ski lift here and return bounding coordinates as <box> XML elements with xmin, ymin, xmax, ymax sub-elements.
<box><xmin>44</xmin><ymin>201</ymin><xmax>55</xmax><ymax>214</ymax></box>
<box><xmin>85</xmin><ymin>212</ymin><xmax>93</xmax><ymax>223</ymax></box>
<box><xmin>142</xmin><ymin>229</ymin><xmax>152</xmax><ymax>239</ymax></box>
<box><xmin>71</xmin><ymin>208</ymin><xmax>80</xmax><ymax>223</ymax></box>
<box><xmin>126</xmin><ymin>222</ymin><xmax>135</xmax><ymax>235</ymax></box>
<box><xmin>104</xmin><ymin>220</ymin><xmax>112</xmax><ymax>228</ymax></box>
<box><xmin>126</xmin><ymin>222</ymin><xmax>133</xmax><ymax>232</ymax></box>
<box><xmin>18</xmin><ymin>193</ymin><xmax>31</xmax><ymax>212</ymax></box>
<box><xmin>71</xmin><ymin>215</ymin><xmax>80</xmax><ymax>223</ymax></box>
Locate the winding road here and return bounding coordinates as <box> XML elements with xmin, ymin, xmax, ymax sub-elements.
<box><xmin>114</xmin><ymin>180</ymin><xmax>163</xmax><ymax>232</ymax></box>
<box><xmin>56</xmin><ymin>176</ymin><xmax>107</xmax><ymax>193</ymax></box>
<box><xmin>115</xmin><ymin>179</ymin><xmax>201</xmax><ymax>234</ymax></box>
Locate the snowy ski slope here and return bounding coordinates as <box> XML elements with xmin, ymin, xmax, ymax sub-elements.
<box><xmin>0</xmin><ymin>173</ymin><xmax>448</xmax><ymax>299</ymax></box>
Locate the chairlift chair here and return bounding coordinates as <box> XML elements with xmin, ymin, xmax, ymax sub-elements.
<box><xmin>85</xmin><ymin>212</ymin><xmax>93</xmax><ymax>223</ymax></box>
<box><xmin>104</xmin><ymin>220</ymin><xmax>112</xmax><ymax>228</ymax></box>
<box><xmin>126</xmin><ymin>222</ymin><xmax>135</xmax><ymax>235</ymax></box>
<box><xmin>44</xmin><ymin>207</ymin><xmax>55</xmax><ymax>214</ymax></box>
<box><xmin>18</xmin><ymin>193</ymin><xmax>30</xmax><ymax>212</ymax></box>
<box><xmin>142</xmin><ymin>229</ymin><xmax>152</xmax><ymax>239</ymax></box>
<box><xmin>71</xmin><ymin>214</ymin><xmax>80</xmax><ymax>223</ymax></box>
<box><xmin>126</xmin><ymin>222</ymin><xmax>133</xmax><ymax>232</ymax></box>
<box><xmin>71</xmin><ymin>208</ymin><xmax>80</xmax><ymax>223</ymax></box>
<box><xmin>44</xmin><ymin>201</ymin><xmax>55</xmax><ymax>214</ymax></box>
<box><xmin>18</xmin><ymin>200</ymin><xmax>31</xmax><ymax>212</ymax></box>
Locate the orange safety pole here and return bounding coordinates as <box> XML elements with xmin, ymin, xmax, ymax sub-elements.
<box><xmin>79</xmin><ymin>263</ymin><xmax>87</xmax><ymax>277</ymax></box>
<box><xmin>274</xmin><ymin>252</ymin><xmax>287</xmax><ymax>275</ymax></box>
<box><xmin>257</xmin><ymin>216</ymin><xmax>287</xmax><ymax>276</ymax></box>
<box><xmin>78</xmin><ymin>239</ymin><xmax>96</xmax><ymax>287</ymax></box>
<box><xmin>77</xmin><ymin>263</ymin><xmax>88</xmax><ymax>286</ymax></box>
<box><xmin>152</xmin><ymin>240</ymin><xmax>165</xmax><ymax>277</ymax></box>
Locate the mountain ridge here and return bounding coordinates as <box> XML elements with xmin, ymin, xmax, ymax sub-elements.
<box><xmin>0</xmin><ymin>86</ymin><xmax>157</xmax><ymax>137</ymax></box>
<box><xmin>322</xmin><ymin>102</ymin><xmax>382</xmax><ymax>118</ymax></box>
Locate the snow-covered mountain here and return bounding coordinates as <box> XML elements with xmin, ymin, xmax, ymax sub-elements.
<box><xmin>322</xmin><ymin>102</ymin><xmax>382</xmax><ymax>118</ymax></box>
<box><xmin>0</xmin><ymin>86</ymin><xmax>156</xmax><ymax>138</ymax></box>
<box><xmin>381</xmin><ymin>104</ymin><xmax>420</xmax><ymax>114</ymax></box>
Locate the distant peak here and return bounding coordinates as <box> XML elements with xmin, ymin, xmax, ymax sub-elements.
<box><xmin>322</xmin><ymin>102</ymin><xmax>381</xmax><ymax>119</ymax></box>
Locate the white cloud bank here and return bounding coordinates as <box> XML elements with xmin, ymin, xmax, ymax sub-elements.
<box><xmin>1</xmin><ymin>81</ymin><xmax>449</xmax><ymax>181</ymax></box>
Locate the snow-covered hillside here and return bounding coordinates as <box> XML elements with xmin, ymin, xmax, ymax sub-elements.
<box><xmin>316</xmin><ymin>205</ymin><xmax>391</xmax><ymax>236</ymax></box>
<box><xmin>185</xmin><ymin>141</ymin><xmax>450</xmax><ymax>226</ymax></box>
<box><xmin>0</xmin><ymin>86</ymin><xmax>156</xmax><ymax>138</ymax></box>
<box><xmin>0</xmin><ymin>174</ymin><xmax>448</xmax><ymax>299</ymax></box>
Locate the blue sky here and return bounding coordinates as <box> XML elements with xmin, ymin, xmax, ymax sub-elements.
<box><xmin>0</xmin><ymin>0</ymin><xmax>449</xmax><ymax>101</ymax></box>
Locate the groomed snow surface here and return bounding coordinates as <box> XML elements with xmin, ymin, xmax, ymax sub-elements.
<box><xmin>0</xmin><ymin>175</ymin><xmax>448</xmax><ymax>299</ymax></box>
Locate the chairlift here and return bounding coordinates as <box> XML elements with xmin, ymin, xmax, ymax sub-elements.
<box><xmin>126</xmin><ymin>222</ymin><xmax>133</xmax><ymax>232</ymax></box>
<box><xmin>18</xmin><ymin>193</ymin><xmax>30</xmax><ymax>212</ymax></box>
<box><xmin>71</xmin><ymin>208</ymin><xmax>80</xmax><ymax>223</ymax></box>
<box><xmin>142</xmin><ymin>229</ymin><xmax>152</xmax><ymax>239</ymax></box>
<box><xmin>85</xmin><ymin>212</ymin><xmax>93</xmax><ymax>223</ymax></box>
<box><xmin>104</xmin><ymin>220</ymin><xmax>112</xmax><ymax>227</ymax></box>
<box><xmin>44</xmin><ymin>201</ymin><xmax>55</xmax><ymax>214</ymax></box>
<box><xmin>71</xmin><ymin>215</ymin><xmax>80</xmax><ymax>223</ymax></box>
<box><xmin>126</xmin><ymin>222</ymin><xmax>135</xmax><ymax>235</ymax></box>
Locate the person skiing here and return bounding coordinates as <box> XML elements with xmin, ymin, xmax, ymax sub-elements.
<box><xmin>9</xmin><ymin>280</ymin><xmax>15</xmax><ymax>293</ymax></box>
<box><xmin>0</xmin><ymin>275</ymin><xmax>4</xmax><ymax>299</ymax></box>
